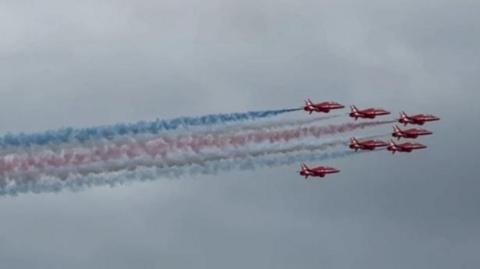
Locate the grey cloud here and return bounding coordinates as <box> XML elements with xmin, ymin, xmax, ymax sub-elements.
<box><xmin>0</xmin><ymin>0</ymin><xmax>479</xmax><ymax>268</ymax></box>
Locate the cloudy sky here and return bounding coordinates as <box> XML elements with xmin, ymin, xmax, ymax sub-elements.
<box><xmin>0</xmin><ymin>0</ymin><xmax>479</xmax><ymax>268</ymax></box>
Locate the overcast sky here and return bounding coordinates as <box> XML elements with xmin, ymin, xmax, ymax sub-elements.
<box><xmin>0</xmin><ymin>0</ymin><xmax>479</xmax><ymax>268</ymax></box>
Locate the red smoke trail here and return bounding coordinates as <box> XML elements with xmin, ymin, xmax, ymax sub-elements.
<box><xmin>0</xmin><ymin>120</ymin><xmax>392</xmax><ymax>174</ymax></box>
<box><xmin>2</xmin><ymin>139</ymin><xmax>349</xmax><ymax>181</ymax></box>
<box><xmin>166</xmin><ymin>120</ymin><xmax>392</xmax><ymax>151</ymax></box>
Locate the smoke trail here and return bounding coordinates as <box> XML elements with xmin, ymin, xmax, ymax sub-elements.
<box><xmin>0</xmin><ymin>114</ymin><xmax>341</xmax><ymax>155</ymax></box>
<box><xmin>200</xmin><ymin>114</ymin><xmax>342</xmax><ymax>134</ymax></box>
<box><xmin>0</xmin><ymin>120</ymin><xmax>390</xmax><ymax>174</ymax></box>
<box><xmin>0</xmin><ymin>108</ymin><xmax>301</xmax><ymax>148</ymax></box>
<box><xmin>0</xmin><ymin>149</ymin><xmax>360</xmax><ymax>196</ymax></box>
<box><xmin>0</xmin><ymin>137</ymin><xmax>348</xmax><ymax>177</ymax></box>
<box><xmin>145</xmin><ymin>120</ymin><xmax>393</xmax><ymax>153</ymax></box>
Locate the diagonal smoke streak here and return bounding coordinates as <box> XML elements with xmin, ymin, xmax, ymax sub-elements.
<box><xmin>0</xmin><ymin>121</ymin><xmax>392</xmax><ymax>173</ymax></box>
<box><xmin>0</xmin><ymin>108</ymin><xmax>301</xmax><ymax>148</ymax></box>
<box><xmin>0</xmin><ymin>148</ymin><xmax>365</xmax><ymax>196</ymax></box>
<box><xmin>0</xmin><ymin>114</ymin><xmax>340</xmax><ymax>155</ymax></box>
<box><xmin>159</xmin><ymin>121</ymin><xmax>394</xmax><ymax>154</ymax></box>
<box><xmin>1</xmin><ymin>138</ymin><xmax>349</xmax><ymax>179</ymax></box>
<box><xmin>198</xmin><ymin>114</ymin><xmax>342</xmax><ymax>134</ymax></box>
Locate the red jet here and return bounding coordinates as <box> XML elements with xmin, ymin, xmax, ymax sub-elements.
<box><xmin>398</xmin><ymin>111</ymin><xmax>440</xmax><ymax>126</ymax></box>
<box><xmin>392</xmin><ymin>125</ymin><xmax>433</xmax><ymax>140</ymax></box>
<box><xmin>349</xmin><ymin>105</ymin><xmax>390</xmax><ymax>120</ymax></box>
<box><xmin>349</xmin><ymin>137</ymin><xmax>388</xmax><ymax>151</ymax></box>
<box><xmin>303</xmin><ymin>99</ymin><xmax>345</xmax><ymax>114</ymax></box>
<box><xmin>299</xmin><ymin>163</ymin><xmax>340</xmax><ymax>179</ymax></box>
<box><xmin>387</xmin><ymin>140</ymin><xmax>427</xmax><ymax>154</ymax></box>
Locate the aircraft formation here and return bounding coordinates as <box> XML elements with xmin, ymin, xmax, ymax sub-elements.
<box><xmin>0</xmin><ymin>98</ymin><xmax>441</xmax><ymax>195</ymax></box>
<box><xmin>300</xmin><ymin>99</ymin><xmax>440</xmax><ymax>179</ymax></box>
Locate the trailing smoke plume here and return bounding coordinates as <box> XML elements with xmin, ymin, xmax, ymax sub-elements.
<box><xmin>0</xmin><ymin>149</ymin><xmax>360</xmax><ymax>196</ymax></box>
<box><xmin>0</xmin><ymin>102</ymin><xmax>394</xmax><ymax>196</ymax></box>
<box><xmin>0</xmin><ymin>121</ymin><xmax>390</xmax><ymax>174</ymax></box>
<box><xmin>0</xmin><ymin>108</ymin><xmax>301</xmax><ymax>148</ymax></box>
<box><xmin>0</xmin><ymin>138</ymin><xmax>348</xmax><ymax>178</ymax></box>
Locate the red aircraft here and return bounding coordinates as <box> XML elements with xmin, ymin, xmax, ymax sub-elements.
<box><xmin>349</xmin><ymin>137</ymin><xmax>388</xmax><ymax>151</ymax></box>
<box><xmin>303</xmin><ymin>99</ymin><xmax>345</xmax><ymax>114</ymax></box>
<box><xmin>398</xmin><ymin>111</ymin><xmax>440</xmax><ymax>126</ymax></box>
<box><xmin>392</xmin><ymin>125</ymin><xmax>433</xmax><ymax>140</ymax></box>
<box><xmin>349</xmin><ymin>105</ymin><xmax>390</xmax><ymax>120</ymax></box>
<box><xmin>386</xmin><ymin>140</ymin><xmax>427</xmax><ymax>154</ymax></box>
<box><xmin>299</xmin><ymin>163</ymin><xmax>340</xmax><ymax>179</ymax></box>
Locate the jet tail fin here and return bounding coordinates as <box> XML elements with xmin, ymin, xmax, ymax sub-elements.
<box><xmin>388</xmin><ymin>140</ymin><xmax>397</xmax><ymax>154</ymax></box>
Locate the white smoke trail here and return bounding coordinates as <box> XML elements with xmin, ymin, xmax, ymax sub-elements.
<box><xmin>0</xmin><ymin>120</ymin><xmax>391</xmax><ymax>175</ymax></box>
<box><xmin>0</xmin><ymin>148</ymin><xmax>363</xmax><ymax>196</ymax></box>
<box><xmin>1</xmin><ymin>137</ymin><xmax>348</xmax><ymax>179</ymax></box>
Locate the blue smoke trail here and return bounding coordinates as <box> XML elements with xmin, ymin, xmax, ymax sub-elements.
<box><xmin>0</xmin><ymin>108</ymin><xmax>300</xmax><ymax>148</ymax></box>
